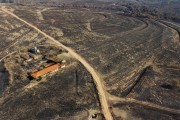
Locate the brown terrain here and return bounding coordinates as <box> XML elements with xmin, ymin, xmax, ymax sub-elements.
<box><xmin>0</xmin><ymin>3</ymin><xmax>180</xmax><ymax>120</ymax></box>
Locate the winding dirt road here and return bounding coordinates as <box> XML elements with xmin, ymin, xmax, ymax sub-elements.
<box><xmin>0</xmin><ymin>6</ymin><xmax>113</xmax><ymax>120</ymax></box>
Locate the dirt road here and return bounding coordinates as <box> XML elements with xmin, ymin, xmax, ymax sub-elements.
<box><xmin>0</xmin><ymin>6</ymin><xmax>113</xmax><ymax>120</ymax></box>
<box><xmin>109</xmin><ymin>96</ymin><xmax>180</xmax><ymax>114</ymax></box>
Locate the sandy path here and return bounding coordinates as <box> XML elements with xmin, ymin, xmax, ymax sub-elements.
<box><xmin>158</xmin><ymin>20</ymin><xmax>180</xmax><ymax>45</ymax></box>
<box><xmin>0</xmin><ymin>51</ymin><xmax>17</xmax><ymax>62</ymax></box>
<box><xmin>109</xmin><ymin>95</ymin><xmax>180</xmax><ymax>114</ymax></box>
<box><xmin>1</xmin><ymin>6</ymin><xmax>113</xmax><ymax>120</ymax></box>
<box><xmin>36</xmin><ymin>8</ymin><xmax>49</xmax><ymax>21</ymax></box>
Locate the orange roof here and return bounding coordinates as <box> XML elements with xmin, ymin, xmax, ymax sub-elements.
<box><xmin>31</xmin><ymin>63</ymin><xmax>61</xmax><ymax>79</ymax></box>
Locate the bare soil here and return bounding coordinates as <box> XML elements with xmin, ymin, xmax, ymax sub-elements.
<box><xmin>0</xmin><ymin>5</ymin><xmax>180</xmax><ymax>120</ymax></box>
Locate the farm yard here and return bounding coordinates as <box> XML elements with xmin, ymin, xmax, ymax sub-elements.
<box><xmin>0</xmin><ymin>5</ymin><xmax>180</xmax><ymax>120</ymax></box>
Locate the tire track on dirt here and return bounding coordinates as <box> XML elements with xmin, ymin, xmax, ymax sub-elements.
<box><xmin>0</xmin><ymin>29</ymin><xmax>31</xmax><ymax>54</ymax></box>
<box><xmin>0</xmin><ymin>51</ymin><xmax>17</xmax><ymax>62</ymax></box>
<box><xmin>158</xmin><ymin>20</ymin><xmax>180</xmax><ymax>46</ymax></box>
<box><xmin>82</xmin><ymin>17</ymin><xmax>149</xmax><ymax>52</ymax></box>
<box><xmin>1</xmin><ymin>6</ymin><xmax>113</xmax><ymax>120</ymax></box>
<box><xmin>110</xmin><ymin>97</ymin><xmax>180</xmax><ymax>115</ymax></box>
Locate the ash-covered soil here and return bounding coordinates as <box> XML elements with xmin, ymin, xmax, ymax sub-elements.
<box><xmin>0</xmin><ymin>5</ymin><xmax>180</xmax><ymax>120</ymax></box>
<box><xmin>0</xmin><ymin>62</ymin><xmax>101</xmax><ymax>120</ymax></box>
<box><xmin>112</xmin><ymin>103</ymin><xmax>180</xmax><ymax>120</ymax></box>
<box><xmin>0</xmin><ymin>8</ymin><xmax>102</xmax><ymax>120</ymax></box>
<box><xmin>127</xmin><ymin>66</ymin><xmax>180</xmax><ymax>109</ymax></box>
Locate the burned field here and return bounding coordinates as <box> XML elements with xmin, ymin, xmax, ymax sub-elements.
<box><xmin>0</xmin><ymin>8</ymin><xmax>102</xmax><ymax>120</ymax></box>
<box><xmin>0</xmin><ymin>40</ymin><xmax>102</xmax><ymax>119</ymax></box>
<box><xmin>0</xmin><ymin>5</ymin><xmax>180</xmax><ymax>120</ymax></box>
<box><xmin>112</xmin><ymin>103</ymin><xmax>180</xmax><ymax>120</ymax></box>
<box><xmin>0</xmin><ymin>59</ymin><xmax>101</xmax><ymax>120</ymax></box>
<box><xmin>127</xmin><ymin>66</ymin><xmax>180</xmax><ymax>109</ymax></box>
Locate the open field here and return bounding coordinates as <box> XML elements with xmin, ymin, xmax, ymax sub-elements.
<box><xmin>0</xmin><ymin>5</ymin><xmax>180</xmax><ymax>120</ymax></box>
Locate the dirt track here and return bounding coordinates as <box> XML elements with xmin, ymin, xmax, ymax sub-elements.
<box><xmin>110</xmin><ymin>97</ymin><xmax>180</xmax><ymax>114</ymax></box>
<box><xmin>0</xmin><ymin>6</ymin><xmax>113</xmax><ymax>120</ymax></box>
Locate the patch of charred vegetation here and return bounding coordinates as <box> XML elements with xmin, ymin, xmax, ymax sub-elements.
<box><xmin>154</xmin><ymin>65</ymin><xmax>180</xmax><ymax>91</ymax></box>
<box><xmin>113</xmin><ymin>103</ymin><xmax>180</xmax><ymax>120</ymax></box>
<box><xmin>154</xmin><ymin>49</ymin><xmax>180</xmax><ymax>67</ymax></box>
<box><xmin>118</xmin><ymin>64</ymin><xmax>180</xmax><ymax>109</ymax></box>
<box><xmin>40</xmin><ymin>11</ymin><xmax>87</xmax><ymax>38</ymax></box>
<box><xmin>2</xmin><ymin>45</ymin><xmax>68</xmax><ymax>93</ymax></box>
<box><xmin>159</xmin><ymin>21</ymin><xmax>180</xmax><ymax>35</ymax></box>
<box><xmin>121</xmin><ymin>66</ymin><xmax>151</xmax><ymax>97</ymax></box>
<box><xmin>0</xmin><ymin>62</ymin><xmax>101</xmax><ymax>119</ymax></box>
<box><xmin>14</xmin><ymin>9</ymin><xmax>39</xmax><ymax>23</ymax></box>
<box><xmin>121</xmin><ymin>64</ymin><xmax>180</xmax><ymax>97</ymax></box>
<box><xmin>155</xmin><ymin>65</ymin><xmax>180</xmax><ymax>71</ymax></box>
<box><xmin>73</xmin><ymin>63</ymin><xmax>101</xmax><ymax>108</ymax></box>
<box><xmin>0</xmin><ymin>62</ymin><xmax>10</xmax><ymax>97</ymax></box>
<box><xmin>3</xmin><ymin>53</ymin><xmax>30</xmax><ymax>94</ymax></box>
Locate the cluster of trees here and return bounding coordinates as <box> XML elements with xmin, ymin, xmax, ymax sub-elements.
<box><xmin>1</xmin><ymin>0</ymin><xmax>179</xmax><ymax>22</ymax></box>
<box><xmin>122</xmin><ymin>2</ymin><xmax>180</xmax><ymax>22</ymax></box>
<box><xmin>0</xmin><ymin>0</ymin><xmax>14</xmax><ymax>3</ymax></box>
